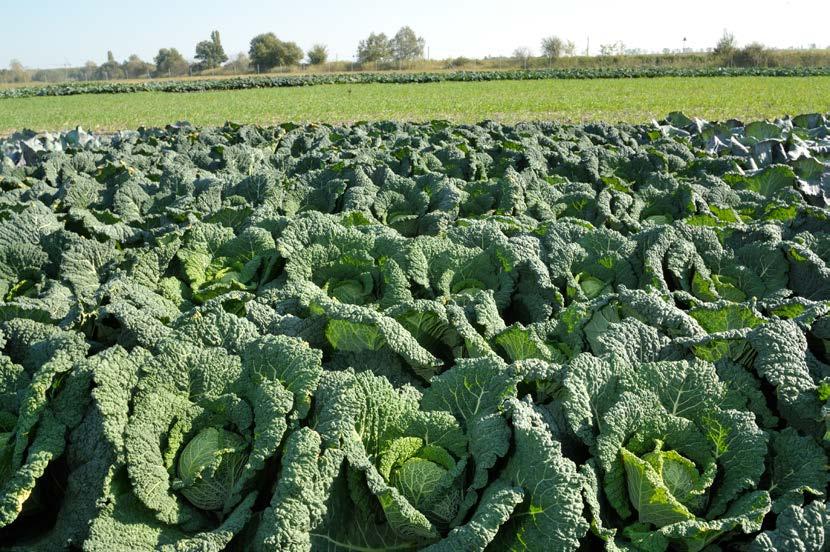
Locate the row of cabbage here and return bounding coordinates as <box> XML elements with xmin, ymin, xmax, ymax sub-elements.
<box><xmin>2</xmin><ymin>65</ymin><xmax>830</xmax><ymax>99</ymax></box>
<box><xmin>0</xmin><ymin>114</ymin><xmax>829</xmax><ymax>550</ymax></box>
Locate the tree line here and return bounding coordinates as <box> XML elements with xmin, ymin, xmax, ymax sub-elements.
<box><xmin>1</xmin><ymin>26</ymin><xmax>428</xmax><ymax>83</ymax></box>
<box><xmin>1</xmin><ymin>28</ymin><xmax>826</xmax><ymax>84</ymax></box>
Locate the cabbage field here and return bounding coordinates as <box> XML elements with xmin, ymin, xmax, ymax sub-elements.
<box><xmin>0</xmin><ymin>113</ymin><xmax>829</xmax><ymax>551</ymax></box>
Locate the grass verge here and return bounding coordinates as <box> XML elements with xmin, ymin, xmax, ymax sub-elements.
<box><xmin>1</xmin><ymin>76</ymin><xmax>828</xmax><ymax>133</ymax></box>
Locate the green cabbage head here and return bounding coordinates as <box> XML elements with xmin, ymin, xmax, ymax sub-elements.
<box><xmin>174</xmin><ymin>427</ymin><xmax>248</xmax><ymax>512</ymax></box>
<box><xmin>379</xmin><ymin>436</ymin><xmax>462</xmax><ymax>524</ymax></box>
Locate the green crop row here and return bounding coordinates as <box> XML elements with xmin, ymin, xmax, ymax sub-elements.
<box><xmin>2</xmin><ymin>65</ymin><xmax>830</xmax><ymax>99</ymax></box>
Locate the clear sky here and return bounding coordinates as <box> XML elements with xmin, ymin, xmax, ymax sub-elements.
<box><xmin>2</xmin><ymin>0</ymin><xmax>828</xmax><ymax>69</ymax></box>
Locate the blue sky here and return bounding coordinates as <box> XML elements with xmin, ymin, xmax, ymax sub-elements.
<box><xmin>2</xmin><ymin>0</ymin><xmax>828</xmax><ymax>68</ymax></box>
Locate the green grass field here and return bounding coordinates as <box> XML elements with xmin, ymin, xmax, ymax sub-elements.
<box><xmin>1</xmin><ymin>76</ymin><xmax>829</xmax><ymax>133</ymax></box>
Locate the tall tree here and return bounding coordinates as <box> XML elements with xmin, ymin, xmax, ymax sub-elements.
<box><xmin>714</xmin><ymin>30</ymin><xmax>737</xmax><ymax>57</ymax></box>
<box><xmin>195</xmin><ymin>30</ymin><xmax>228</xmax><ymax>70</ymax></box>
<box><xmin>249</xmin><ymin>33</ymin><xmax>279</xmax><ymax>70</ymax></box>
<box><xmin>122</xmin><ymin>54</ymin><xmax>154</xmax><ymax>79</ymax></box>
<box><xmin>248</xmin><ymin>33</ymin><xmax>303</xmax><ymax>70</ymax></box>
<box><xmin>357</xmin><ymin>33</ymin><xmax>391</xmax><ymax>64</ymax></box>
<box><xmin>541</xmin><ymin>36</ymin><xmax>564</xmax><ymax>59</ymax></box>
<box><xmin>82</xmin><ymin>61</ymin><xmax>98</xmax><ymax>80</ymax></box>
<box><xmin>154</xmin><ymin>48</ymin><xmax>190</xmax><ymax>77</ymax></box>
<box><xmin>99</xmin><ymin>51</ymin><xmax>123</xmax><ymax>79</ymax></box>
<box><xmin>599</xmin><ymin>41</ymin><xmax>626</xmax><ymax>56</ymax></box>
<box><xmin>512</xmin><ymin>47</ymin><xmax>532</xmax><ymax>63</ymax></box>
<box><xmin>390</xmin><ymin>27</ymin><xmax>425</xmax><ymax>61</ymax></box>
<box><xmin>307</xmin><ymin>44</ymin><xmax>328</xmax><ymax>65</ymax></box>
<box><xmin>6</xmin><ymin>59</ymin><xmax>29</xmax><ymax>83</ymax></box>
<box><xmin>211</xmin><ymin>30</ymin><xmax>226</xmax><ymax>59</ymax></box>
<box><xmin>276</xmin><ymin>40</ymin><xmax>304</xmax><ymax>67</ymax></box>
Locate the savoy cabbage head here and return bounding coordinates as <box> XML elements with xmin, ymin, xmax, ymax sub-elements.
<box><xmin>83</xmin><ymin>324</ymin><xmax>323</xmax><ymax>552</ymax></box>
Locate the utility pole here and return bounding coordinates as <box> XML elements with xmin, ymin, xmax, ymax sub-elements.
<box><xmin>586</xmin><ymin>37</ymin><xmax>590</xmax><ymax>57</ymax></box>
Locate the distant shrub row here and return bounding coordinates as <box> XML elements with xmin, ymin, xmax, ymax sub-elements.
<box><xmin>2</xmin><ymin>66</ymin><xmax>829</xmax><ymax>99</ymax></box>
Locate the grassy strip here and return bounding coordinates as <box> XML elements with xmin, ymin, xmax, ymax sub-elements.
<box><xmin>2</xmin><ymin>76</ymin><xmax>829</xmax><ymax>133</ymax></box>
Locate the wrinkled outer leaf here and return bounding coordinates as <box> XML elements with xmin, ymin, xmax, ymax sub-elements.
<box><xmin>495</xmin><ymin>398</ymin><xmax>589</xmax><ymax>550</ymax></box>
<box><xmin>749</xmin><ymin>501</ymin><xmax>828</xmax><ymax>552</ymax></box>
<box><xmin>254</xmin><ymin>428</ymin><xmax>343</xmax><ymax>552</ymax></box>
<box><xmin>768</xmin><ymin>429</ymin><xmax>828</xmax><ymax>513</ymax></box>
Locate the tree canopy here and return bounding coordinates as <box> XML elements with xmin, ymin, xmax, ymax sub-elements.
<box><xmin>358</xmin><ymin>27</ymin><xmax>425</xmax><ymax>64</ymax></box>
<box><xmin>541</xmin><ymin>36</ymin><xmax>564</xmax><ymax>59</ymax></box>
<box><xmin>390</xmin><ymin>26</ymin><xmax>425</xmax><ymax>61</ymax></box>
<box><xmin>99</xmin><ymin>51</ymin><xmax>122</xmax><ymax>79</ymax></box>
<box><xmin>248</xmin><ymin>33</ymin><xmax>304</xmax><ymax>70</ymax></box>
<box><xmin>307</xmin><ymin>44</ymin><xmax>328</xmax><ymax>65</ymax></box>
<box><xmin>357</xmin><ymin>32</ymin><xmax>392</xmax><ymax>63</ymax></box>
<box><xmin>154</xmin><ymin>48</ymin><xmax>190</xmax><ymax>77</ymax></box>
<box><xmin>195</xmin><ymin>30</ymin><xmax>228</xmax><ymax>70</ymax></box>
<box><xmin>121</xmin><ymin>54</ymin><xmax>153</xmax><ymax>79</ymax></box>
<box><xmin>714</xmin><ymin>30</ymin><xmax>737</xmax><ymax>57</ymax></box>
